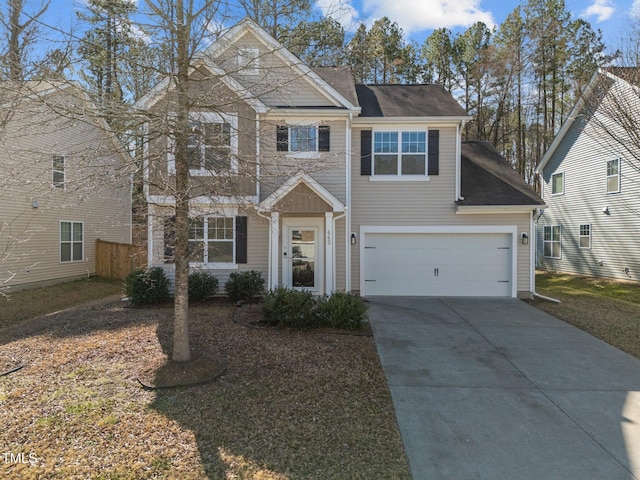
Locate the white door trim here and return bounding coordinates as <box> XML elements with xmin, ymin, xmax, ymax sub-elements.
<box><xmin>283</xmin><ymin>217</ymin><xmax>325</xmax><ymax>294</ymax></box>
<box><xmin>359</xmin><ymin>225</ymin><xmax>518</xmax><ymax>298</ymax></box>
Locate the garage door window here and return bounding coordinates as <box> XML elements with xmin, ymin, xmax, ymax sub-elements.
<box><xmin>543</xmin><ymin>225</ymin><xmax>561</xmax><ymax>259</ymax></box>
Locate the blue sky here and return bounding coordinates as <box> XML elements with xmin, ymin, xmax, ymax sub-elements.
<box><xmin>40</xmin><ymin>0</ymin><xmax>640</xmax><ymax>52</ymax></box>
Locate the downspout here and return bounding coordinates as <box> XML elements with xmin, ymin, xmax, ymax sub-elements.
<box><xmin>531</xmin><ymin>207</ymin><xmax>560</xmax><ymax>303</ymax></box>
<box><xmin>345</xmin><ymin>112</ymin><xmax>353</xmax><ymax>292</ymax></box>
<box><xmin>255</xmin><ymin>208</ymin><xmax>272</xmax><ymax>289</ymax></box>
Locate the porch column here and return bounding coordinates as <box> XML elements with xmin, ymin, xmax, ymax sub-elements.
<box><xmin>325</xmin><ymin>212</ymin><xmax>334</xmax><ymax>294</ymax></box>
<box><xmin>269</xmin><ymin>212</ymin><xmax>280</xmax><ymax>289</ymax></box>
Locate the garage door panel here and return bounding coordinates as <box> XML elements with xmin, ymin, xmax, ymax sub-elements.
<box><xmin>363</xmin><ymin>232</ymin><xmax>513</xmax><ymax>297</ymax></box>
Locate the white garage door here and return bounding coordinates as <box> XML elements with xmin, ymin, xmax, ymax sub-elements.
<box><xmin>363</xmin><ymin>233</ymin><xmax>513</xmax><ymax>297</ymax></box>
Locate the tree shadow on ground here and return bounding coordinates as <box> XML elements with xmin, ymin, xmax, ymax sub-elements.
<box><xmin>148</xmin><ymin>302</ymin><xmax>412</xmax><ymax>479</ymax></box>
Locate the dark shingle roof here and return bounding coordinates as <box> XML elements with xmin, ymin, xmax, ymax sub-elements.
<box><xmin>460</xmin><ymin>141</ymin><xmax>544</xmax><ymax>206</ymax></box>
<box><xmin>313</xmin><ymin>66</ymin><xmax>359</xmax><ymax>107</ymax></box>
<box><xmin>355</xmin><ymin>84</ymin><xmax>468</xmax><ymax>117</ymax></box>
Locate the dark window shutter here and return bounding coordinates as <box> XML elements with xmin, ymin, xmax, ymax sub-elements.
<box><xmin>319</xmin><ymin>125</ymin><xmax>330</xmax><ymax>152</ymax></box>
<box><xmin>361</xmin><ymin>130</ymin><xmax>372</xmax><ymax>176</ymax></box>
<box><xmin>428</xmin><ymin>130</ymin><xmax>440</xmax><ymax>176</ymax></box>
<box><xmin>276</xmin><ymin>126</ymin><xmax>288</xmax><ymax>152</ymax></box>
<box><xmin>235</xmin><ymin>216</ymin><xmax>248</xmax><ymax>264</ymax></box>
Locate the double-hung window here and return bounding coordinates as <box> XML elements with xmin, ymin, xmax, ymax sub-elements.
<box><xmin>606</xmin><ymin>159</ymin><xmax>620</xmax><ymax>193</ymax></box>
<box><xmin>551</xmin><ymin>172</ymin><xmax>564</xmax><ymax>195</ymax></box>
<box><xmin>579</xmin><ymin>224</ymin><xmax>591</xmax><ymax>249</ymax></box>
<box><xmin>277</xmin><ymin>125</ymin><xmax>330</xmax><ymax>155</ymax></box>
<box><xmin>373</xmin><ymin>130</ymin><xmax>427</xmax><ymax>176</ymax></box>
<box><xmin>60</xmin><ymin>221</ymin><xmax>83</xmax><ymax>262</ymax></box>
<box><xmin>543</xmin><ymin>225</ymin><xmax>561</xmax><ymax>259</ymax></box>
<box><xmin>53</xmin><ymin>154</ymin><xmax>65</xmax><ymax>188</ymax></box>
<box><xmin>189</xmin><ymin>217</ymin><xmax>235</xmax><ymax>264</ymax></box>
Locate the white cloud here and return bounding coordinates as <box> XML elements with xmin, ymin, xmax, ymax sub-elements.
<box><xmin>316</xmin><ymin>0</ymin><xmax>361</xmax><ymax>32</ymax></box>
<box><xmin>360</xmin><ymin>0</ymin><xmax>495</xmax><ymax>35</ymax></box>
<box><xmin>582</xmin><ymin>0</ymin><xmax>615</xmax><ymax>22</ymax></box>
<box><xmin>632</xmin><ymin>0</ymin><xmax>640</xmax><ymax>19</ymax></box>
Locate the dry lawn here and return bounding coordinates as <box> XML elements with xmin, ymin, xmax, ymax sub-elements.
<box><xmin>0</xmin><ymin>295</ymin><xmax>411</xmax><ymax>479</ymax></box>
<box><xmin>529</xmin><ymin>272</ymin><xmax>640</xmax><ymax>360</ymax></box>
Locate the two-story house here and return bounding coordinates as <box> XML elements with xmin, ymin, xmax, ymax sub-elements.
<box><xmin>1</xmin><ymin>82</ymin><xmax>132</xmax><ymax>290</ymax></box>
<box><xmin>139</xmin><ymin>19</ymin><xmax>544</xmax><ymax>299</ymax></box>
<box><xmin>536</xmin><ymin>68</ymin><xmax>640</xmax><ymax>282</ymax></box>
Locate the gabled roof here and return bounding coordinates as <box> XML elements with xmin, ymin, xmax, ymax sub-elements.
<box><xmin>258</xmin><ymin>173</ymin><xmax>345</xmax><ymax>213</ymax></box>
<box><xmin>313</xmin><ymin>66</ymin><xmax>359</xmax><ymax>107</ymax></box>
<box><xmin>459</xmin><ymin>141</ymin><xmax>544</xmax><ymax>207</ymax></box>
<box><xmin>201</xmin><ymin>18</ymin><xmax>360</xmax><ymax>111</ymax></box>
<box><xmin>355</xmin><ymin>84</ymin><xmax>469</xmax><ymax>118</ymax></box>
<box><xmin>536</xmin><ymin>67</ymin><xmax>630</xmax><ymax>173</ymax></box>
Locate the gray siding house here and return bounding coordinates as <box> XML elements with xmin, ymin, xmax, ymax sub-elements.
<box><xmin>536</xmin><ymin>68</ymin><xmax>640</xmax><ymax>281</ymax></box>
<box><xmin>139</xmin><ymin>19</ymin><xmax>544</xmax><ymax>298</ymax></box>
<box><xmin>1</xmin><ymin>83</ymin><xmax>132</xmax><ymax>290</ymax></box>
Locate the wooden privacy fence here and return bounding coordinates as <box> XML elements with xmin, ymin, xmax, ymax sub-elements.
<box><xmin>96</xmin><ymin>239</ymin><xmax>147</xmax><ymax>280</ymax></box>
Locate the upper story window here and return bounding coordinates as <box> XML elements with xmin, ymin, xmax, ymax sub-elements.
<box><xmin>53</xmin><ymin>154</ymin><xmax>65</xmax><ymax>188</ymax></box>
<box><xmin>60</xmin><ymin>221</ymin><xmax>83</xmax><ymax>262</ymax></box>
<box><xmin>551</xmin><ymin>172</ymin><xmax>564</xmax><ymax>195</ymax></box>
<box><xmin>372</xmin><ymin>130</ymin><xmax>427</xmax><ymax>176</ymax></box>
<box><xmin>168</xmin><ymin>112</ymin><xmax>238</xmax><ymax>176</ymax></box>
<box><xmin>188</xmin><ymin>121</ymin><xmax>231</xmax><ymax>172</ymax></box>
<box><xmin>277</xmin><ymin>125</ymin><xmax>330</xmax><ymax>155</ymax></box>
<box><xmin>606</xmin><ymin>159</ymin><xmax>620</xmax><ymax>193</ymax></box>
<box><xmin>238</xmin><ymin>48</ymin><xmax>259</xmax><ymax>75</ymax></box>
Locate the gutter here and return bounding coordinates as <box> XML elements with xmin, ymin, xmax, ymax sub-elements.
<box><xmin>531</xmin><ymin>208</ymin><xmax>561</xmax><ymax>303</ymax></box>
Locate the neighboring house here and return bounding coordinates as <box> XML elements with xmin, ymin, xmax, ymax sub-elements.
<box><xmin>0</xmin><ymin>82</ymin><xmax>132</xmax><ymax>290</ymax></box>
<box><xmin>536</xmin><ymin>68</ymin><xmax>640</xmax><ymax>282</ymax></box>
<box><xmin>138</xmin><ymin>19</ymin><xmax>544</xmax><ymax>298</ymax></box>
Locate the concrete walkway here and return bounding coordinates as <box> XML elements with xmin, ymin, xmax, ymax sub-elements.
<box><xmin>367</xmin><ymin>297</ymin><xmax>640</xmax><ymax>480</ymax></box>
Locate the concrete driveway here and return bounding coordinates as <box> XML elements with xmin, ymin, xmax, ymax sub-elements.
<box><xmin>367</xmin><ymin>297</ymin><xmax>640</xmax><ymax>480</ymax></box>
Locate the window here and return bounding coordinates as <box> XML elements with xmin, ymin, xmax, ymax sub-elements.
<box><xmin>607</xmin><ymin>159</ymin><xmax>620</xmax><ymax>193</ymax></box>
<box><xmin>238</xmin><ymin>48</ymin><xmax>259</xmax><ymax>75</ymax></box>
<box><xmin>551</xmin><ymin>172</ymin><xmax>564</xmax><ymax>195</ymax></box>
<box><xmin>189</xmin><ymin>217</ymin><xmax>235</xmax><ymax>264</ymax></box>
<box><xmin>579</xmin><ymin>224</ymin><xmax>591</xmax><ymax>249</ymax></box>
<box><xmin>543</xmin><ymin>225</ymin><xmax>561</xmax><ymax>259</ymax></box>
<box><xmin>53</xmin><ymin>154</ymin><xmax>65</xmax><ymax>188</ymax></box>
<box><xmin>188</xmin><ymin>121</ymin><xmax>231</xmax><ymax>173</ymax></box>
<box><xmin>372</xmin><ymin>130</ymin><xmax>426</xmax><ymax>176</ymax></box>
<box><xmin>60</xmin><ymin>221</ymin><xmax>83</xmax><ymax>262</ymax></box>
<box><xmin>277</xmin><ymin>125</ymin><xmax>330</xmax><ymax>154</ymax></box>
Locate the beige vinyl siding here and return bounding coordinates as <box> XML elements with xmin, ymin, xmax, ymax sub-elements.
<box><xmin>538</xmin><ymin>95</ymin><xmax>640</xmax><ymax>281</ymax></box>
<box><xmin>259</xmin><ymin>117</ymin><xmax>348</xmax><ymax>204</ymax></box>
<box><xmin>350</xmin><ymin>125</ymin><xmax>532</xmax><ymax>296</ymax></box>
<box><xmin>1</xmin><ymin>89</ymin><xmax>132</xmax><ymax>289</ymax></box>
<box><xmin>212</xmin><ymin>32</ymin><xmax>337</xmax><ymax>108</ymax></box>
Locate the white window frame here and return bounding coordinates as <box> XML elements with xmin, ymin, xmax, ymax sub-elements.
<box><xmin>168</xmin><ymin>112</ymin><xmax>238</xmax><ymax>176</ymax></box>
<box><xmin>238</xmin><ymin>48</ymin><xmax>259</xmax><ymax>76</ymax></box>
<box><xmin>188</xmin><ymin>216</ymin><xmax>237</xmax><ymax>268</ymax></box>
<box><xmin>606</xmin><ymin>158</ymin><xmax>620</xmax><ymax>194</ymax></box>
<box><xmin>579</xmin><ymin>224</ymin><xmax>591</xmax><ymax>249</ymax></box>
<box><xmin>60</xmin><ymin>221</ymin><xmax>84</xmax><ymax>263</ymax></box>
<box><xmin>551</xmin><ymin>171</ymin><xmax>564</xmax><ymax>195</ymax></box>
<box><xmin>52</xmin><ymin>154</ymin><xmax>65</xmax><ymax>189</ymax></box>
<box><xmin>543</xmin><ymin>225</ymin><xmax>561</xmax><ymax>259</ymax></box>
<box><xmin>370</xmin><ymin>128</ymin><xmax>429</xmax><ymax>181</ymax></box>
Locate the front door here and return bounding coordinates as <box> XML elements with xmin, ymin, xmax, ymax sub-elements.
<box><xmin>283</xmin><ymin>219</ymin><xmax>323</xmax><ymax>293</ymax></box>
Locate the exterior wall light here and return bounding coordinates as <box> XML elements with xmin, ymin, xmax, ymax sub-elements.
<box><xmin>351</xmin><ymin>233</ymin><xmax>357</xmax><ymax>245</ymax></box>
<box><xmin>521</xmin><ymin>232</ymin><xmax>529</xmax><ymax>245</ymax></box>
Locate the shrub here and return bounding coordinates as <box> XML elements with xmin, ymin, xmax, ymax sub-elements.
<box><xmin>261</xmin><ymin>286</ymin><xmax>318</xmax><ymax>329</ymax></box>
<box><xmin>316</xmin><ymin>291</ymin><xmax>367</xmax><ymax>330</ymax></box>
<box><xmin>123</xmin><ymin>267</ymin><xmax>169</xmax><ymax>307</ymax></box>
<box><xmin>224</xmin><ymin>270</ymin><xmax>265</xmax><ymax>303</ymax></box>
<box><xmin>188</xmin><ymin>271</ymin><xmax>218</xmax><ymax>302</ymax></box>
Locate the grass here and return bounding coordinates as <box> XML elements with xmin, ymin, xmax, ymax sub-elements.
<box><xmin>0</xmin><ymin>277</ymin><xmax>122</xmax><ymax>329</ymax></box>
<box><xmin>530</xmin><ymin>271</ymin><xmax>640</xmax><ymax>359</ymax></box>
<box><xmin>0</xmin><ymin>287</ymin><xmax>411</xmax><ymax>479</ymax></box>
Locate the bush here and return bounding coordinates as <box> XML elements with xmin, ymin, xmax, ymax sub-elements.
<box><xmin>224</xmin><ymin>270</ymin><xmax>265</xmax><ymax>303</ymax></box>
<box><xmin>316</xmin><ymin>291</ymin><xmax>367</xmax><ymax>330</ymax></box>
<box><xmin>123</xmin><ymin>267</ymin><xmax>169</xmax><ymax>307</ymax></box>
<box><xmin>261</xmin><ymin>286</ymin><xmax>319</xmax><ymax>329</ymax></box>
<box><xmin>188</xmin><ymin>271</ymin><xmax>218</xmax><ymax>302</ymax></box>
